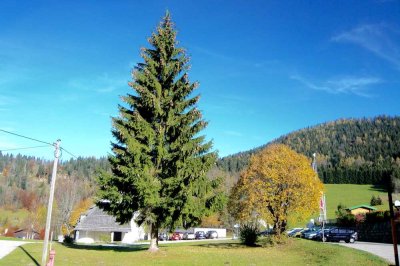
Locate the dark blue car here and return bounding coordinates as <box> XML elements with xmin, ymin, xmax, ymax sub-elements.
<box><xmin>195</xmin><ymin>231</ymin><xmax>206</xmax><ymax>240</ymax></box>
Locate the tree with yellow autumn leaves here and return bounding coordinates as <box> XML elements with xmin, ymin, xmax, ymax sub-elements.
<box><xmin>228</xmin><ymin>144</ymin><xmax>323</xmax><ymax>234</ymax></box>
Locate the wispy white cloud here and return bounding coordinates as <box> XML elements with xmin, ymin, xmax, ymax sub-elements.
<box><xmin>224</xmin><ymin>130</ymin><xmax>243</xmax><ymax>137</ymax></box>
<box><xmin>332</xmin><ymin>23</ymin><xmax>400</xmax><ymax>69</ymax></box>
<box><xmin>291</xmin><ymin>74</ymin><xmax>381</xmax><ymax>97</ymax></box>
<box><xmin>69</xmin><ymin>73</ymin><xmax>127</xmax><ymax>94</ymax></box>
<box><xmin>191</xmin><ymin>46</ymin><xmax>234</xmax><ymax>61</ymax></box>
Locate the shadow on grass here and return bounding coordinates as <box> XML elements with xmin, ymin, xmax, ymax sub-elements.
<box><xmin>197</xmin><ymin>242</ymin><xmax>259</xmax><ymax>249</ymax></box>
<box><xmin>369</xmin><ymin>184</ymin><xmax>387</xmax><ymax>193</ymax></box>
<box><xmin>63</xmin><ymin>243</ymin><xmax>148</xmax><ymax>252</ymax></box>
<box><xmin>19</xmin><ymin>246</ymin><xmax>39</xmax><ymax>266</ymax></box>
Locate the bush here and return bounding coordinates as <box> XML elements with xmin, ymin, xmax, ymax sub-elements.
<box><xmin>365</xmin><ymin>211</ymin><xmax>390</xmax><ymax>223</ymax></box>
<box><xmin>370</xmin><ymin>195</ymin><xmax>382</xmax><ymax>206</ymax></box>
<box><xmin>337</xmin><ymin>213</ymin><xmax>356</xmax><ymax>227</ymax></box>
<box><xmin>239</xmin><ymin>223</ymin><xmax>259</xmax><ymax>246</ymax></box>
<box><xmin>63</xmin><ymin>235</ymin><xmax>74</xmax><ymax>244</ymax></box>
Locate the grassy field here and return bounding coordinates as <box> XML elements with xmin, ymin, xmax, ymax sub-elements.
<box><xmin>1</xmin><ymin>239</ymin><xmax>388</xmax><ymax>266</ymax></box>
<box><xmin>0</xmin><ymin>208</ymin><xmax>29</xmax><ymax>228</ymax></box>
<box><xmin>324</xmin><ymin>184</ymin><xmax>392</xmax><ymax>219</ymax></box>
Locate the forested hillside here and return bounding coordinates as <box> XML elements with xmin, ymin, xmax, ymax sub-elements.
<box><xmin>217</xmin><ymin>116</ymin><xmax>400</xmax><ymax>184</ymax></box>
<box><xmin>2</xmin><ymin>115</ymin><xmax>399</xmax><ymax>235</ymax></box>
<box><xmin>0</xmin><ymin>153</ymin><xmax>110</xmax><ymax>235</ymax></box>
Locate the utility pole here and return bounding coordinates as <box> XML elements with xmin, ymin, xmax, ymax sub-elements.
<box><xmin>313</xmin><ymin>153</ymin><xmax>326</xmax><ymax>242</ymax></box>
<box><xmin>387</xmin><ymin>169</ymin><xmax>399</xmax><ymax>266</ymax></box>
<box><xmin>41</xmin><ymin>140</ymin><xmax>61</xmax><ymax>266</ymax></box>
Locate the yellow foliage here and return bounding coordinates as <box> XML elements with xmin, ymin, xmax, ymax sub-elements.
<box><xmin>61</xmin><ymin>224</ymin><xmax>68</xmax><ymax>236</ymax></box>
<box><xmin>229</xmin><ymin>144</ymin><xmax>324</xmax><ymax>233</ymax></box>
<box><xmin>69</xmin><ymin>198</ymin><xmax>93</xmax><ymax>228</ymax></box>
<box><xmin>201</xmin><ymin>213</ymin><xmax>223</xmax><ymax>227</ymax></box>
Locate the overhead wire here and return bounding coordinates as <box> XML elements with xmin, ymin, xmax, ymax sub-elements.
<box><xmin>60</xmin><ymin>147</ymin><xmax>78</xmax><ymax>159</ymax></box>
<box><xmin>0</xmin><ymin>128</ymin><xmax>78</xmax><ymax>159</ymax></box>
<box><xmin>0</xmin><ymin>128</ymin><xmax>53</xmax><ymax>146</ymax></box>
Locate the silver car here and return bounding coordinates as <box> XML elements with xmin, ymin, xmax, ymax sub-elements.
<box><xmin>206</xmin><ymin>230</ymin><xmax>218</xmax><ymax>239</ymax></box>
<box><xmin>183</xmin><ymin>232</ymin><xmax>195</xmax><ymax>240</ymax></box>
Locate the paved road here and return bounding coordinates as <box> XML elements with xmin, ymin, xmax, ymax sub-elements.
<box><xmin>338</xmin><ymin>241</ymin><xmax>399</xmax><ymax>265</ymax></box>
<box><xmin>0</xmin><ymin>240</ymin><xmax>33</xmax><ymax>259</ymax></box>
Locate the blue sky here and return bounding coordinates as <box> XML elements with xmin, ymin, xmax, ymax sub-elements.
<box><xmin>0</xmin><ymin>0</ymin><xmax>399</xmax><ymax>160</ymax></box>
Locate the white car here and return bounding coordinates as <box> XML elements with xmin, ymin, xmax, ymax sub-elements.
<box><xmin>183</xmin><ymin>232</ymin><xmax>195</xmax><ymax>240</ymax></box>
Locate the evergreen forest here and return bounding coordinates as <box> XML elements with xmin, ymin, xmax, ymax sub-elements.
<box><xmin>217</xmin><ymin>116</ymin><xmax>400</xmax><ymax>184</ymax></box>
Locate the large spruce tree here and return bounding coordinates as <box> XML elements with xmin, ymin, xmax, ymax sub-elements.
<box><xmin>97</xmin><ymin>12</ymin><xmax>218</xmax><ymax>251</ymax></box>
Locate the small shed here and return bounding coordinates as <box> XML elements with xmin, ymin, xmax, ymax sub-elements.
<box><xmin>74</xmin><ymin>206</ymin><xmax>145</xmax><ymax>244</ymax></box>
<box><xmin>13</xmin><ymin>228</ymin><xmax>40</xmax><ymax>240</ymax></box>
<box><xmin>346</xmin><ymin>205</ymin><xmax>377</xmax><ymax>215</ymax></box>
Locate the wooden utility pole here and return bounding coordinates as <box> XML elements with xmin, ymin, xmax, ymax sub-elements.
<box><xmin>41</xmin><ymin>140</ymin><xmax>60</xmax><ymax>266</ymax></box>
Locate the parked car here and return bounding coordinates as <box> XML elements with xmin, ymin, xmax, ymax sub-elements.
<box><xmin>183</xmin><ymin>232</ymin><xmax>195</xmax><ymax>240</ymax></box>
<box><xmin>286</xmin><ymin>228</ymin><xmax>302</xmax><ymax>235</ymax></box>
<box><xmin>301</xmin><ymin>228</ymin><xmax>318</xmax><ymax>239</ymax></box>
<box><xmin>325</xmin><ymin>228</ymin><xmax>358</xmax><ymax>243</ymax></box>
<box><xmin>195</xmin><ymin>231</ymin><xmax>206</xmax><ymax>240</ymax></box>
<box><xmin>158</xmin><ymin>232</ymin><xmax>168</xmax><ymax>241</ymax></box>
<box><xmin>259</xmin><ymin>228</ymin><xmax>275</xmax><ymax>236</ymax></box>
<box><xmin>314</xmin><ymin>228</ymin><xmax>332</xmax><ymax>241</ymax></box>
<box><xmin>170</xmin><ymin>232</ymin><xmax>181</xmax><ymax>241</ymax></box>
<box><xmin>206</xmin><ymin>231</ymin><xmax>218</xmax><ymax>239</ymax></box>
<box><xmin>288</xmin><ymin>228</ymin><xmax>305</xmax><ymax>237</ymax></box>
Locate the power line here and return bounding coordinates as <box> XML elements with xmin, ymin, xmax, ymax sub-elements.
<box><xmin>61</xmin><ymin>147</ymin><xmax>78</xmax><ymax>159</ymax></box>
<box><xmin>0</xmin><ymin>145</ymin><xmax>51</xmax><ymax>152</ymax></box>
<box><xmin>0</xmin><ymin>128</ymin><xmax>79</xmax><ymax>159</ymax></box>
<box><xmin>0</xmin><ymin>128</ymin><xmax>53</xmax><ymax>146</ymax></box>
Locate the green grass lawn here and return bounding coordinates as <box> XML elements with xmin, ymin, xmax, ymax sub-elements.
<box><xmin>324</xmin><ymin>184</ymin><xmax>393</xmax><ymax>219</ymax></box>
<box><xmin>1</xmin><ymin>239</ymin><xmax>388</xmax><ymax>266</ymax></box>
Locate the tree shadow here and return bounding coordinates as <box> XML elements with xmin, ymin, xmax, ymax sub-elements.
<box><xmin>18</xmin><ymin>246</ymin><xmax>39</xmax><ymax>266</ymax></box>
<box><xmin>197</xmin><ymin>242</ymin><xmax>256</xmax><ymax>249</ymax></box>
<box><xmin>64</xmin><ymin>243</ymin><xmax>148</xmax><ymax>252</ymax></box>
<box><xmin>369</xmin><ymin>184</ymin><xmax>387</xmax><ymax>193</ymax></box>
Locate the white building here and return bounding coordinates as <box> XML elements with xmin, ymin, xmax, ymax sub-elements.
<box><xmin>74</xmin><ymin>206</ymin><xmax>145</xmax><ymax>244</ymax></box>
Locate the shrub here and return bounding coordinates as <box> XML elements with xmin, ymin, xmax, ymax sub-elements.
<box><xmin>239</xmin><ymin>223</ymin><xmax>259</xmax><ymax>246</ymax></box>
<box><xmin>365</xmin><ymin>211</ymin><xmax>390</xmax><ymax>224</ymax></box>
<box><xmin>337</xmin><ymin>213</ymin><xmax>356</xmax><ymax>227</ymax></box>
<box><xmin>63</xmin><ymin>235</ymin><xmax>74</xmax><ymax>245</ymax></box>
<box><xmin>370</xmin><ymin>195</ymin><xmax>382</xmax><ymax>206</ymax></box>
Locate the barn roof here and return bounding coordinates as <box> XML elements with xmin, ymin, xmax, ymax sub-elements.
<box><xmin>345</xmin><ymin>205</ymin><xmax>377</xmax><ymax>211</ymax></box>
<box><xmin>74</xmin><ymin>206</ymin><xmax>131</xmax><ymax>232</ymax></box>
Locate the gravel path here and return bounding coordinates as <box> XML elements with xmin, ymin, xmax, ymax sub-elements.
<box><xmin>0</xmin><ymin>240</ymin><xmax>33</xmax><ymax>259</ymax></box>
<box><xmin>338</xmin><ymin>241</ymin><xmax>399</xmax><ymax>265</ymax></box>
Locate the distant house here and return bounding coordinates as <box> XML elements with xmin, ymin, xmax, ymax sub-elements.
<box><xmin>346</xmin><ymin>205</ymin><xmax>377</xmax><ymax>215</ymax></box>
<box><xmin>74</xmin><ymin>206</ymin><xmax>145</xmax><ymax>244</ymax></box>
<box><xmin>13</xmin><ymin>228</ymin><xmax>40</xmax><ymax>240</ymax></box>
